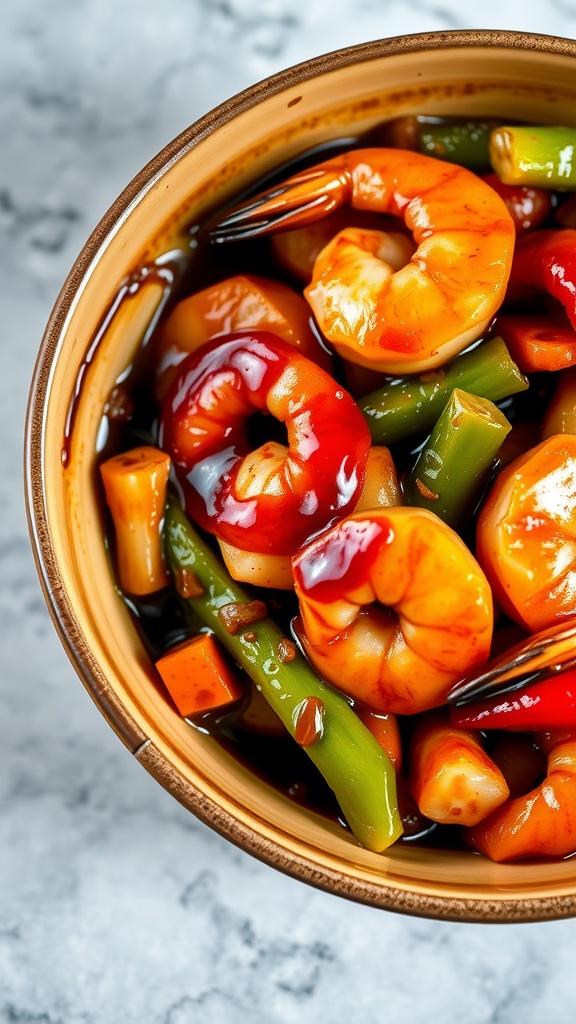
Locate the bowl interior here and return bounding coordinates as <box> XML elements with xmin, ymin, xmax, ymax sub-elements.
<box><xmin>27</xmin><ymin>32</ymin><xmax>576</xmax><ymax>921</ymax></box>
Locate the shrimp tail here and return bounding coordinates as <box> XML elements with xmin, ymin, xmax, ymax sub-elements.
<box><xmin>211</xmin><ymin>163</ymin><xmax>351</xmax><ymax>241</ymax></box>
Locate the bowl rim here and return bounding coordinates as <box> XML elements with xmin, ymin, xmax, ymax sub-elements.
<box><xmin>25</xmin><ymin>28</ymin><xmax>576</xmax><ymax>923</ymax></box>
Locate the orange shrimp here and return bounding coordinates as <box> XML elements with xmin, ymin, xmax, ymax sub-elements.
<box><xmin>213</xmin><ymin>149</ymin><xmax>515</xmax><ymax>373</ymax></box>
<box><xmin>467</xmin><ymin>735</ymin><xmax>576</xmax><ymax>861</ymax></box>
<box><xmin>270</xmin><ymin>206</ymin><xmax>408</xmax><ymax>282</ymax></box>
<box><xmin>153</xmin><ymin>273</ymin><xmax>330</xmax><ymax>397</ymax></box>
<box><xmin>476</xmin><ymin>434</ymin><xmax>576</xmax><ymax>633</ymax></box>
<box><xmin>219</xmin><ymin>444</ymin><xmax>400</xmax><ymax>590</ymax></box>
<box><xmin>353</xmin><ymin>446</ymin><xmax>400</xmax><ymax>513</ymax></box>
<box><xmin>292</xmin><ymin>507</ymin><xmax>493</xmax><ymax>715</ymax></box>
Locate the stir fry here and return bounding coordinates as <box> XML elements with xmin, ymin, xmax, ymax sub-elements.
<box><xmin>99</xmin><ymin>116</ymin><xmax>576</xmax><ymax>863</ymax></box>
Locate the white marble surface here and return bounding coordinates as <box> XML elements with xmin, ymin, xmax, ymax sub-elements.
<box><xmin>4</xmin><ymin>1</ymin><xmax>576</xmax><ymax>1021</ymax></box>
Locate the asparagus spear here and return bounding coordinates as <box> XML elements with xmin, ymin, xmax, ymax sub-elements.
<box><xmin>359</xmin><ymin>336</ymin><xmax>527</xmax><ymax>446</ymax></box>
<box><xmin>375</xmin><ymin>116</ymin><xmax>498</xmax><ymax>169</ymax></box>
<box><xmin>490</xmin><ymin>126</ymin><xmax>576</xmax><ymax>189</ymax></box>
<box><xmin>419</xmin><ymin>120</ymin><xmax>497</xmax><ymax>169</ymax></box>
<box><xmin>404</xmin><ymin>389</ymin><xmax>512</xmax><ymax>528</ymax></box>
<box><xmin>164</xmin><ymin>497</ymin><xmax>402</xmax><ymax>853</ymax></box>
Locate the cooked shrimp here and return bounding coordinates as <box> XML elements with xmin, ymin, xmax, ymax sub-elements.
<box><xmin>270</xmin><ymin>206</ymin><xmax>405</xmax><ymax>282</ymax></box>
<box><xmin>353</xmin><ymin>446</ymin><xmax>400</xmax><ymax>513</ymax></box>
<box><xmin>153</xmin><ymin>273</ymin><xmax>330</xmax><ymax>398</ymax></box>
<box><xmin>409</xmin><ymin>710</ymin><xmax>509</xmax><ymax>827</ymax></box>
<box><xmin>476</xmin><ymin>434</ymin><xmax>576</xmax><ymax>633</ymax></box>
<box><xmin>220</xmin><ymin>445</ymin><xmax>400</xmax><ymax>590</ymax></box>
<box><xmin>467</xmin><ymin>735</ymin><xmax>576</xmax><ymax>861</ymax></box>
<box><xmin>212</xmin><ymin>148</ymin><xmax>515</xmax><ymax>373</ymax></box>
<box><xmin>292</xmin><ymin>507</ymin><xmax>493</xmax><ymax>715</ymax></box>
<box><xmin>160</xmin><ymin>331</ymin><xmax>371</xmax><ymax>557</ymax></box>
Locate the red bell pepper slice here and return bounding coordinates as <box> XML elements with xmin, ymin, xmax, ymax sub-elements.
<box><xmin>509</xmin><ymin>228</ymin><xmax>576</xmax><ymax>329</ymax></box>
<box><xmin>450</xmin><ymin>668</ymin><xmax>576</xmax><ymax>731</ymax></box>
<box><xmin>495</xmin><ymin>313</ymin><xmax>576</xmax><ymax>372</ymax></box>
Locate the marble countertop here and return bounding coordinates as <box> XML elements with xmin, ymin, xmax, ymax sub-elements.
<box><xmin>4</xmin><ymin>2</ymin><xmax>576</xmax><ymax>1021</ymax></box>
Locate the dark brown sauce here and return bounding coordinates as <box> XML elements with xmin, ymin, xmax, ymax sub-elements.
<box><xmin>62</xmin><ymin>250</ymin><xmax>188</xmax><ymax>467</ymax></box>
<box><xmin>95</xmin><ymin>121</ymin><xmax>562</xmax><ymax>852</ymax></box>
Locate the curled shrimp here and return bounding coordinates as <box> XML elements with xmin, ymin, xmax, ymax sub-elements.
<box><xmin>160</xmin><ymin>331</ymin><xmax>371</xmax><ymax>557</ymax></box>
<box><xmin>467</xmin><ymin>735</ymin><xmax>576</xmax><ymax>861</ymax></box>
<box><xmin>292</xmin><ymin>507</ymin><xmax>493</xmax><ymax>715</ymax></box>
<box><xmin>213</xmin><ymin>148</ymin><xmax>515</xmax><ymax>373</ymax></box>
<box><xmin>476</xmin><ymin>434</ymin><xmax>576</xmax><ymax>633</ymax></box>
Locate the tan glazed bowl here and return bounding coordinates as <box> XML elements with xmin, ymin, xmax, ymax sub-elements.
<box><xmin>25</xmin><ymin>30</ymin><xmax>576</xmax><ymax>922</ymax></box>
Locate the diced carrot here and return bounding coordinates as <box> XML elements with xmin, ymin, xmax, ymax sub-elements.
<box><xmin>496</xmin><ymin>314</ymin><xmax>576</xmax><ymax>372</ymax></box>
<box><xmin>155</xmin><ymin>633</ymin><xmax>244</xmax><ymax>717</ymax></box>
<box><xmin>100</xmin><ymin>445</ymin><xmax>171</xmax><ymax>595</ymax></box>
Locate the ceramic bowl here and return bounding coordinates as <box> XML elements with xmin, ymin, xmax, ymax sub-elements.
<box><xmin>25</xmin><ymin>29</ymin><xmax>576</xmax><ymax>922</ymax></box>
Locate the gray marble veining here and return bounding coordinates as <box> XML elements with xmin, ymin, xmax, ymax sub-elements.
<box><xmin>3</xmin><ymin>2</ymin><xmax>576</xmax><ymax>1022</ymax></box>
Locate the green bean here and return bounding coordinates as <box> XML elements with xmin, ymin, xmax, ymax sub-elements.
<box><xmin>419</xmin><ymin>120</ymin><xmax>498</xmax><ymax>169</ymax></box>
<box><xmin>164</xmin><ymin>498</ymin><xmax>402</xmax><ymax>853</ymax></box>
<box><xmin>404</xmin><ymin>389</ymin><xmax>512</xmax><ymax>528</ymax></box>
<box><xmin>373</xmin><ymin>116</ymin><xmax>497</xmax><ymax>169</ymax></box>
<box><xmin>359</xmin><ymin>337</ymin><xmax>528</xmax><ymax>446</ymax></box>
<box><xmin>490</xmin><ymin>125</ymin><xmax>576</xmax><ymax>189</ymax></box>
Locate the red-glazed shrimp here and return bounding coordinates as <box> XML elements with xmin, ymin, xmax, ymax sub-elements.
<box><xmin>212</xmin><ymin>149</ymin><xmax>515</xmax><ymax>373</ymax></box>
<box><xmin>466</xmin><ymin>736</ymin><xmax>576</xmax><ymax>861</ymax></box>
<box><xmin>160</xmin><ymin>332</ymin><xmax>371</xmax><ymax>556</ymax></box>
<box><xmin>292</xmin><ymin>507</ymin><xmax>493</xmax><ymax>715</ymax></box>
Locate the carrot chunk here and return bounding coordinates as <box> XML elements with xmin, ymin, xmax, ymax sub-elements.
<box><xmin>496</xmin><ymin>314</ymin><xmax>576</xmax><ymax>372</ymax></box>
<box><xmin>155</xmin><ymin>634</ymin><xmax>244</xmax><ymax>717</ymax></box>
<box><xmin>100</xmin><ymin>445</ymin><xmax>170</xmax><ymax>595</ymax></box>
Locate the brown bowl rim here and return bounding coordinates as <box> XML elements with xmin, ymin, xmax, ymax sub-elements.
<box><xmin>24</xmin><ymin>28</ymin><xmax>576</xmax><ymax>923</ymax></box>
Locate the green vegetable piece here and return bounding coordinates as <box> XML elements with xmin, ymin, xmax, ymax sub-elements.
<box><xmin>404</xmin><ymin>389</ymin><xmax>512</xmax><ymax>528</ymax></box>
<box><xmin>359</xmin><ymin>336</ymin><xmax>528</xmax><ymax>446</ymax></box>
<box><xmin>490</xmin><ymin>125</ymin><xmax>576</xmax><ymax>189</ymax></box>
<box><xmin>164</xmin><ymin>498</ymin><xmax>403</xmax><ymax>853</ymax></box>
<box><xmin>419</xmin><ymin>120</ymin><xmax>497</xmax><ymax>169</ymax></box>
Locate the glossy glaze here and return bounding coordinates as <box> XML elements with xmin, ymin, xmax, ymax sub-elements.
<box><xmin>477</xmin><ymin>434</ymin><xmax>576</xmax><ymax>631</ymax></box>
<box><xmin>293</xmin><ymin>507</ymin><xmax>493</xmax><ymax>715</ymax></box>
<box><xmin>161</xmin><ymin>331</ymin><xmax>370</xmax><ymax>554</ymax></box>
<box><xmin>215</xmin><ymin>147</ymin><xmax>516</xmax><ymax>372</ymax></box>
